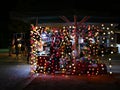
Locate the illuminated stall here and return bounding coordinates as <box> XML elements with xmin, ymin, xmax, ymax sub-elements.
<box><xmin>30</xmin><ymin>23</ymin><xmax>117</xmax><ymax>75</ymax></box>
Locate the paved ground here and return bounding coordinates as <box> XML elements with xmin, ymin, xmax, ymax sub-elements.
<box><xmin>0</xmin><ymin>64</ymin><xmax>31</xmax><ymax>90</ymax></box>
<box><xmin>0</xmin><ymin>50</ymin><xmax>31</xmax><ymax>90</ymax></box>
<box><xmin>23</xmin><ymin>74</ymin><xmax>120</xmax><ymax>90</ymax></box>
<box><xmin>0</xmin><ymin>49</ymin><xmax>120</xmax><ymax>90</ymax></box>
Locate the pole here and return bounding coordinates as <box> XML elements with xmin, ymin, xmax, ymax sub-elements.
<box><xmin>36</xmin><ymin>17</ymin><xmax>38</xmax><ymax>26</ymax></box>
<box><xmin>74</xmin><ymin>15</ymin><xmax>78</xmax><ymax>57</ymax></box>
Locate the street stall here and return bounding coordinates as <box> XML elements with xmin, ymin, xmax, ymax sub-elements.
<box><xmin>29</xmin><ymin>22</ymin><xmax>118</xmax><ymax>76</ymax></box>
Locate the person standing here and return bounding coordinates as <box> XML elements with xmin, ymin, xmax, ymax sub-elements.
<box><xmin>15</xmin><ymin>38</ymin><xmax>20</xmax><ymax>59</ymax></box>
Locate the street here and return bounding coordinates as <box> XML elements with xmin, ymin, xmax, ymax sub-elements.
<box><xmin>0</xmin><ymin>50</ymin><xmax>31</xmax><ymax>90</ymax></box>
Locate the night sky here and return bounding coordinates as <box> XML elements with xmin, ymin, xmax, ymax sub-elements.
<box><xmin>0</xmin><ymin>0</ymin><xmax>120</xmax><ymax>48</ymax></box>
<box><xmin>4</xmin><ymin>0</ymin><xmax>120</xmax><ymax>15</ymax></box>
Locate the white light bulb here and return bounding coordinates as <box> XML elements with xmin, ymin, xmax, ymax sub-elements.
<box><xmin>111</xmin><ymin>24</ymin><xmax>113</xmax><ymax>26</ymax></box>
<box><xmin>109</xmin><ymin>58</ymin><xmax>111</xmax><ymax>61</ymax></box>
<box><xmin>107</xmin><ymin>27</ymin><xmax>109</xmax><ymax>30</ymax></box>
<box><xmin>109</xmin><ymin>65</ymin><xmax>112</xmax><ymax>68</ymax></box>
<box><xmin>110</xmin><ymin>72</ymin><xmax>112</xmax><ymax>74</ymax></box>
<box><xmin>101</xmin><ymin>24</ymin><xmax>104</xmax><ymax>26</ymax></box>
<box><xmin>111</xmin><ymin>44</ymin><xmax>113</xmax><ymax>47</ymax></box>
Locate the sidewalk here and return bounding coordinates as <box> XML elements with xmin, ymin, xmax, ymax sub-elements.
<box><xmin>0</xmin><ymin>49</ymin><xmax>28</xmax><ymax>64</ymax></box>
<box><xmin>0</xmin><ymin>49</ymin><xmax>31</xmax><ymax>90</ymax></box>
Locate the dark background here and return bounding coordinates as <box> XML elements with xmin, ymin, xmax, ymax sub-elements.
<box><xmin>0</xmin><ymin>0</ymin><xmax>120</xmax><ymax>48</ymax></box>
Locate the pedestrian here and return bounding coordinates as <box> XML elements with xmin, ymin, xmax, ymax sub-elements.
<box><xmin>15</xmin><ymin>38</ymin><xmax>20</xmax><ymax>59</ymax></box>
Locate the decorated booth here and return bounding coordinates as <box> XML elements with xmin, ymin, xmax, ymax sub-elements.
<box><xmin>29</xmin><ymin>22</ymin><xmax>117</xmax><ymax>76</ymax></box>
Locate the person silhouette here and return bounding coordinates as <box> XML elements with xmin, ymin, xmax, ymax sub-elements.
<box><xmin>15</xmin><ymin>38</ymin><xmax>21</xmax><ymax>59</ymax></box>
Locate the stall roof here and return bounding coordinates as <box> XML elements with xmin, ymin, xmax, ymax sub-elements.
<box><xmin>10</xmin><ymin>12</ymin><xmax>120</xmax><ymax>24</ymax></box>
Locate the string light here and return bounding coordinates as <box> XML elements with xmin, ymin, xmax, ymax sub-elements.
<box><xmin>107</xmin><ymin>27</ymin><xmax>109</xmax><ymax>30</ymax></box>
<box><xmin>30</xmin><ymin>24</ymin><xmax>109</xmax><ymax>75</ymax></box>
<box><xmin>110</xmin><ymin>24</ymin><xmax>113</xmax><ymax>26</ymax></box>
<box><xmin>108</xmin><ymin>24</ymin><xmax>115</xmax><ymax>75</ymax></box>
